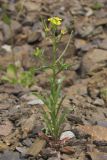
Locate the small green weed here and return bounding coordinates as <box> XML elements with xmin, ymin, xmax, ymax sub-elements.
<box><xmin>92</xmin><ymin>2</ymin><xmax>104</xmax><ymax>10</ymax></box>
<box><xmin>100</xmin><ymin>88</ymin><xmax>107</xmax><ymax>101</ymax></box>
<box><xmin>2</xmin><ymin>64</ymin><xmax>35</xmax><ymax>88</ymax></box>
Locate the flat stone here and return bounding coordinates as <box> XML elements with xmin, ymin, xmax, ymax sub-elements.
<box><xmin>97</xmin><ymin>121</ymin><xmax>107</xmax><ymax>128</ymax></box>
<box><xmin>21</xmin><ymin>114</ymin><xmax>36</xmax><ymax>137</ymax></box>
<box><xmin>81</xmin><ymin>49</ymin><xmax>107</xmax><ymax>75</ymax></box>
<box><xmin>94</xmin><ymin>98</ymin><xmax>105</xmax><ymax>106</ymax></box>
<box><xmin>0</xmin><ymin>141</ymin><xmax>8</xmax><ymax>151</ymax></box>
<box><xmin>27</xmin><ymin>31</ymin><xmax>42</xmax><ymax>44</ymax></box>
<box><xmin>48</xmin><ymin>157</ymin><xmax>58</xmax><ymax>160</ymax></box>
<box><xmin>24</xmin><ymin>2</ymin><xmax>41</xmax><ymax>11</ymax></box>
<box><xmin>11</xmin><ymin>20</ymin><xmax>22</xmax><ymax>33</ymax></box>
<box><xmin>87</xmin><ymin>151</ymin><xmax>107</xmax><ymax>160</ymax></box>
<box><xmin>27</xmin><ymin>138</ymin><xmax>46</xmax><ymax>156</ymax></box>
<box><xmin>0</xmin><ymin>150</ymin><xmax>21</xmax><ymax>160</ymax></box>
<box><xmin>0</xmin><ymin>22</ymin><xmax>11</xmax><ymax>42</ymax></box>
<box><xmin>16</xmin><ymin>147</ymin><xmax>27</xmax><ymax>154</ymax></box>
<box><xmin>75</xmin><ymin>38</ymin><xmax>87</xmax><ymax>49</ymax></box>
<box><xmin>60</xmin><ymin>131</ymin><xmax>75</xmax><ymax>141</ymax></box>
<box><xmin>0</xmin><ymin>31</ymin><xmax>3</xmax><ymax>42</ymax></box>
<box><xmin>76</xmin><ymin>24</ymin><xmax>94</xmax><ymax>37</ymax></box>
<box><xmin>98</xmin><ymin>39</ymin><xmax>107</xmax><ymax>50</ymax></box>
<box><xmin>64</xmin><ymin>83</ymin><xmax>87</xmax><ymax>97</ymax></box>
<box><xmin>77</xmin><ymin>125</ymin><xmax>107</xmax><ymax>141</ymax></box>
<box><xmin>2</xmin><ymin>45</ymin><xmax>12</xmax><ymax>53</ymax></box>
<box><xmin>22</xmin><ymin>138</ymin><xmax>32</xmax><ymax>147</ymax></box>
<box><xmin>0</xmin><ymin>120</ymin><xmax>13</xmax><ymax>136</ymax></box>
<box><xmin>27</xmin><ymin>99</ymin><xmax>44</xmax><ymax>105</ymax></box>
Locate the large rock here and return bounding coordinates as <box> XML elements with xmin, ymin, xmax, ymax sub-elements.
<box><xmin>80</xmin><ymin>49</ymin><xmax>107</xmax><ymax>75</ymax></box>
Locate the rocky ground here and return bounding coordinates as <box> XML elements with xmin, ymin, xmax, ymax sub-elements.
<box><xmin>0</xmin><ymin>0</ymin><xmax>107</xmax><ymax>159</ymax></box>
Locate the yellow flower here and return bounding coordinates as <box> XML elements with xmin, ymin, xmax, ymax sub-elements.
<box><xmin>61</xmin><ymin>29</ymin><xmax>67</xmax><ymax>35</ymax></box>
<box><xmin>48</xmin><ymin>17</ymin><xmax>62</xmax><ymax>26</ymax></box>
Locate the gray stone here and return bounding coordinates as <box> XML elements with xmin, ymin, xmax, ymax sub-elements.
<box><xmin>22</xmin><ymin>138</ymin><xmax>32</xmax><ymax>147</ymax></box>
<box><xmin>27</xmin><ymin>99</ymin><xmax>44</xmax><ymax>105</ymax></box>
<box><xmin>16</xmin><ymin>147</ymin><xmax>27</xmax><ymax>154</ymax></box>
<box><xmin>0</xmin><ymin>21</ymin><xmax>11</xmax><ymax>42</ymax></box>
<box><xmin>27</xmin><ymin>31</ymin><xmax>42</xmax><ymax>44</ymax></box>
<box><xmin>11</xmin><ymin>20</ymin><xmax>22</xmax><ymax>33</ymax></box>
<box><xmin>97</xmin><ymin>121</ymin><xmax>107</xmax><ymax>128</ymax></box>
<box><xmin>0</xmin><ymin>31</ymin><xmax>3</xmax><ymax>42</ymax></box>
<box><xmin>98</xmin><ymin>39</ymin><xmax>107</xmax><ymax>50</ymax></box>
<box><xmin>48</xmin><ymin>157</ymin><xmax>58</xmax><ymax>160</ymax></box>
<box><xmin>94</xmin><ymin>98</ymin><xmax>105</xmax><ymax>106</ymax></box>
<box><xmin>24</xmin><ymin>2</ymin><xmax>41</xmax><ymax>11</ymax></box>
<box><xmin>1</xmin><ymin>45</ymin><xmax>12</xmax><ymax>53</ymax></box>
<box><xmin>81</xmin><ymin>49</ymin><xmax>107</xmax><ymax>75</ymax></box>
<box><xmin>1</xmin><ymin>150</ymin><xmax>21</xmax><ymax>160</ymax></box>
<box><xmin>76</xmin><ymin>24</ymin><xmax>94</xmax><ymax>37</ymax></box>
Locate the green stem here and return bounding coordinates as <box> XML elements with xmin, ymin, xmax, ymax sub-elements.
<box><xmin>10</xmin><ymin>26</ymin><xmax>15</xmax><ymax>65</ymax></box>
<box><xmin>50</xmin><ymin>33</ymin><xmax>58</xmax><ymax>140</ymax></box>
<box><xmin>56</xmin><ymin>31</ymin><xmax>73</xmax><ymax>64</ymax></box>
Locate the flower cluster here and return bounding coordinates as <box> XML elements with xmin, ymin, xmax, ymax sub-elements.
<box><xmin>48</xmin><ymin>17</ymin><xmax>62</xmax><ymax>26</ymax></box>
